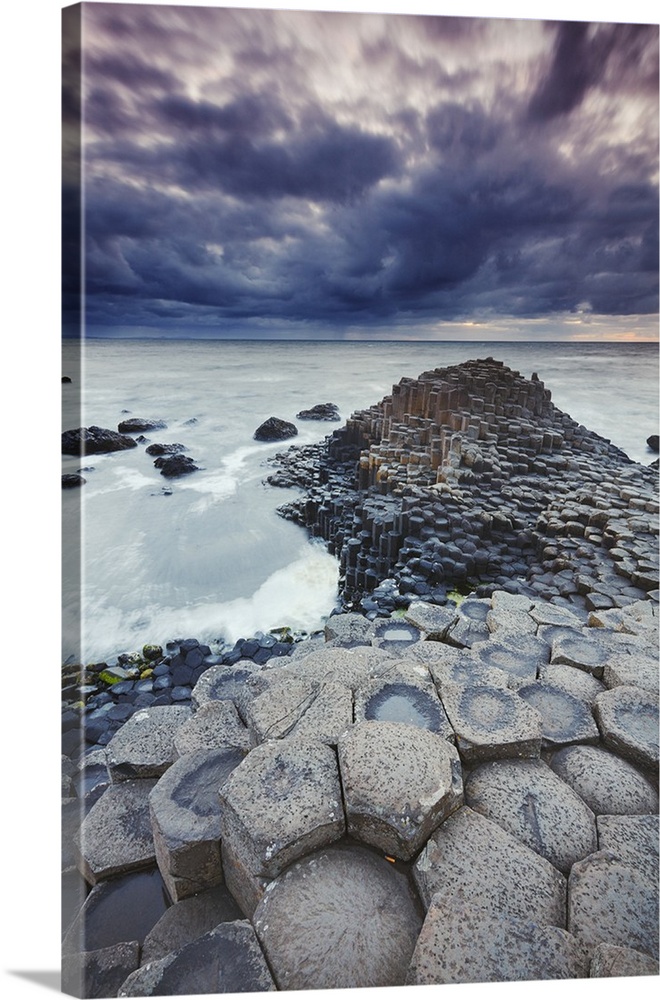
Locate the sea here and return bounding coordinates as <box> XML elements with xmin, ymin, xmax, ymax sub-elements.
<box><xmin>61</xmin><ymin>338</ymin><xmax>659</xmax><ymax>663</ymax></box>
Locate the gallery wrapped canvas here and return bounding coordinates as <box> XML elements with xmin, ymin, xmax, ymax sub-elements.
<box><xmin>61</xmin><ymin>2</ymin><xmax>659</xmax><ymax>998</ymax></box>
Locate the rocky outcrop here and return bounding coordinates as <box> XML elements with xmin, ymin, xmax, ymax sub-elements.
<box><xmin>117</xmin><ymin>418</ymin><xmax>168</xmax><ymax>434</ymax></box>
<box><xmin>296</xmin><ymin>403</ymin><xmax>341</xmax><ymax>421</ymax></box>
<box><xmin>647</xmin><ymin>435</ymin><xmax>659</xmax><ymax>453</ymax></box>
<box><xmin>62</xmin><ymin>474</ymin><xmax>86</xmax><ymax>488</ymax></box>
<box><xmin>62</xmin><ymin>426</ymin><xmax>138</xmax><ymax>455</ymax></box>
<box><xmin>153</xmin><ymin>454</ymin><xmax>200</xmax><ymax>477</ymax></box>
<box><xmin>254</xmin><ymin>416</ymin><xmax>298</xmax><ymax>441</ymax></box>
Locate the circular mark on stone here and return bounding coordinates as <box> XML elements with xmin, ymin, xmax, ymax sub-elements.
<box><xmin>460</xmin><ymin>688</ymin><xmax>514</xmax><ymax>730</ymax></box>
<box><xmin>364</xmin><ymin>684</ymin><xmax>442</xmax><ymax>730</ymax></box>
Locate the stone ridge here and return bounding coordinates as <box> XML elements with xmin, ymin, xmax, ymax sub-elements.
<box><xmin>272</xmin><ymin>358</ymin><xmax>658</xmax><ymax>614</ymax></box>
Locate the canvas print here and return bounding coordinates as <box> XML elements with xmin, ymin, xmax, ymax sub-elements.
<box><xmin>61</xmin><ymin>2</ymin><xmax>659</xmax><ymax>997</ymax></box>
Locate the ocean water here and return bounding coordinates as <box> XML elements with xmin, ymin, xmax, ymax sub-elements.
<box><xmin>61</xmin><ymin>339</ymin><xmax>658</xmax><ymax>662</ymax></box>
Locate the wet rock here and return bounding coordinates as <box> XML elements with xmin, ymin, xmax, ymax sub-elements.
<box><xmin>62</xmin><ymin>473</ymin><xmax>86</xmax><ymax>488</ymax></box>
<box><xmin>440</xmin><ymin>682</ymin><xmax>543</xmax><ymax>762</ymax></box>
<box><xmin>370</xmin><ymin>618</ymin><xmax>422</xmax><ymax>653</ymax></box>
<box><xmin>145</xmin><ymin>442</ymin><xmax>186</xmax><ymax>456</ymax></box>
<box><xmin>296</xmin><ymin>402</ymin><xmax>340</xmax><ymax>421</ymax></box>
<box><xmin>590</xmin><ymin>942</ymin><xmax>660</xmax><ymax>977</ymax></box>
<box><xmin>407</xmin><ymin>898</ymin><xmax>589</xmax><ymax>984</ymax></box>
<box><xmin>596</xmin><ymin>814</ymin><xmax>659</xmax><ymax>887</ymax></box>
<box><xmin>173</xmin><ymin>700</ymin><xmax>252</xmax><ymax>755</ymax></box>
<box><xmin>252</xmin><ymin>845</ymin><xmax>423</xmax><ymax>990</ymax></box>
<box><xmin>118</xmin><ymin>920</ymin><xmax>276</xmax><ymax>995</ymax></box>
<box><xmin>469</xmin><ymin>634</ymin><xmax>549</xmax><ymax>687</ymax></box>
<box><xmin>647</xmin><ymin>435</ymin><xmax>659</xmax><ymax>453</ymax></box>
<box><xmin>550</xmin><ymin>632</ymin><xmax>611</xmax><ymax>677</ymax></box>
<box><xmin>413</xmin><ymin>806</ymin><xmax>566</xmax><ymax>925</ymax></box>
<box><xmin>465</xmin><ymin>758</ymin><xmax>597</xmax><ymax>874</ymax></box>
<box><xmin>219</xmin><ymin>740</ymin><xmax>345</xmax><ymax>881</ymax></box>
<box><xmin>62</xmin><ymin>941</ymin><xmax>140</xmax><ymax>999</ymax></box>
<box><xmin>405</xmin><ymin>602</ymin><xmax>459</xmax><ymax>640</ymax></box>
<box><xmin>354</xmin><ymin>660</ymin><xmax>453</xmax><ymax>738</ymax></box>
<box><xmin>153</xmin><ymin>454</ymin><xmax>199</xmax><ymax>477</ymax></box>
<box><xmin>517</xmin><ymin>681</ymin><xmax>600</xmax><ymax>748</ymax></box>
<box><xmin>117</xmin><ymin>418</ymin><xmax>167</xmax><ymax>434</ymax></box>
<box><xmin>149</xmin><ymin>747</ymin><xmax>246</xmax><ymax>901</ymax></box>
<box><xmin>594</xmin><ymin>685</ymin><xmax>659</xmax><ymax>770</ymax></box>
<box><xmin>550</xmin><ymin>745</ymin><xmax>659</xmax><ymax>816</ymax></box>
<box><xmin>62</xmin><ymin>425</ymin><xmax>138</xmax><ymax>455</ymax></box>
<box><xmin>105</xmin><ymin>705</ymin><xmax>192</xmax><ymax>781</ymax></box>
<box><xmin>338</xmin><ymin>720</ymin><xmax>463</xmax><ymax>858</ymax></box>
<box><xmin>254</xmin><ymin>416</ymin><xmax>298</xmax><ymax>441</ymax></box>
<box><xmin>568</xmin><ymin>851</ymin><xmax>659</xmax><ymax>960</ymax></box>
<box><xmin>191</xmin><ymin>660</ymin><xmax>262</xmax><ymax>717</ymax></box>
<box><xmin>141</xmin><ymin>884</ymin><xmax>243</xmax><ymax>964</ymax></box>
<box><xmin>76</xmin><ymin>779</ymin><xmax>158</xmax><ymax>884</ymax></box>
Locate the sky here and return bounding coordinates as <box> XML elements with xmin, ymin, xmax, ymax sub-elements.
<box><xmin>63</xmin><ymin>1</ymin><xmax>660</xmax><ymax>341</ymax></box>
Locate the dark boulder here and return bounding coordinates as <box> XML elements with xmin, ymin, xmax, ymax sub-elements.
<box><xmin>146</xmin><ymin>443</ymin><xmax>187</xmax><ymax>457</ymax></box>
<box><xmin>646</xmin><ymin>435</ymin><xmax>659</xmax><ymax>453</ymax></box>
<box><xmin>62</xmin><ymin>474</ymin><xmax>86</xmax><ymax>488</ymax></box>
<box><xmin>254</xmin><ymin>417</ymin><xmax>298</xmax><ymax>442</ymax></box>
<box><xmin>154</xmin><ymin>455</ymin><xmax>199</xmax><ymax>478</ymax></box>
<box><xmin>296</xmin><ymin>403</ymin><xmax>341</xmax><ymax>422</ymax></box>
<box><xmin>118</xmin><ymin>418</ymin><xmax>168</xmax><ymax>434</ymax></box>
<box><xmin>62</xmin><ymin>376</ymin><xmax>72</xmax><ymax>383</ymax></box>
<box><xmin>62</xmin><ymin>426</ymin><xmax>138</xmax><ymax>455</ymax></box>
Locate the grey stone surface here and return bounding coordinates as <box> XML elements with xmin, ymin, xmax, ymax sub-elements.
<box><xmin>429</xmin><ymin>654</ymin><xmax>511</xmax><ymax>694</ymax></box>
<box><xmin>596</xmin><ymin>814</ymin><xmax>659</xmax><ymax>887</ymax></box>
<box><xmin>244</xmin><ymin>672</ymin><xmax>353</xmax><ymax>745</ymax></box>
<box><xmin>191</xmin><ymin>660</ymin><xmax>261</xmax><ymax>715</ymax></box>
<box><xmin>282</xmin><ymin>680</ymin><xmax>354</xmax><ymax>745</ymax></box>
<box><xmin>405</xmin><ymin>601</ymin><xmax>459</xmax><ymax>640</ymax></box>
<box><xmin>550</xmin><ymin>745</ymin><xmax>659</xmax><ymax>816</ymax></box>
<box><xmin>470</xmin><ymin>634</ymin><xmax>549</xmax><ymax>687</ymax></box>
<box><xmin>407</xmin><ymin>897</ymin><xmax>589</xmax><ymax>985</ymax></box>
<box><xmin>338</xmin><ymin>720</ymin><xmax>463</xmax><ymax>859</ymax></box>
<box><xmin>62</xmin><ymin>941</ymin><xmax>140</xmax><ymax>999</ymax></box>
<box><xmin>551</xmin><ymin>633</ymin><xmax>610</xmax><ymax>677</ymax></box>
<box><xmin>440</xmin><ymin>682</ymin><xmax>543</xmax><ymax>762</ymax></box>
<box><xmin>324</xmin><ymin>612</ymin><xmax>375</xmax><ymax>646</ymax></box>
<box><xmin>517</xmin><ymin>681</ymin><xmax>600</xmax><ymax>748</ymax></box>
<box><xmin>105</xmin><ymin>705</ymin><xmax>192</xmax><ymax>781</ymax></box>
<box><xmin>529</xmin><ymin>603</ymin><xmax>582</xmax><ymax>628</ymax></box>
<box><xmin>118</xmin><ymin>920</ymin><xmax>275</xmax><ymax>995</ymax></box>
<box><xmin>220</xmin><ymin>835</ymin><xmax>271</xmax><ymax>919</ymax></box>
<box><xmin>538</xmin><ymin>662</ymin><xmax>605</xmax><ymax>705</ymax></box>
<box><xmin>590</xmin><ymin>943</ymin><xmax>660</xmax><ymax>977</ymax></box>
<box><xmin>149</xmin><ymin>747</ymin><xmax>246</xmax><ymax>901</ymax></box>
<box><xmin>594</xmin><ymin>685</ymin><xmax>659</xmax><ymax>770</ymax></box>
<box><xmin>486</xmin><ymin>606</ymin><xmax>537</xmax><ymax>637</ymax></box>
<box><xmin>141</xmin><ymin>885</ymin><xmax>243</xmax><ymax>964</ymax></box>
<box><xmin>370</xmin><ymin>618</ymin><xmax>423</xmax><ymax>653</ymax></box>
<box><xmin>603</xmin><ymin>651</ymin><xmax>659</xmax><ymax>694</ymax></box>
<box><xmin>173</xmin><ymin>700</ymin><xmax>252</xmax><ymax>755</ymax></box>
<box><xmin>252</xmin><ymin>845</ymin><xmax>423</xmax><ymax>990</ymax></box>
<box><xmin>465</xmin><ymin>758</ymin><xmax>597</xmax><ymax>874</ymax></box>
<box><xmin>354</xmin><ymin>660</ymin><xmax>453</xmax><ymax>738</ymax></box>
<box><xmin>76</xmin><ymin>779</ymin><xmax>157</xmax><ymax>884</ymax></box>
<box><xmin>568</xmin><ymin>851</ymin><xmax>659</xmax><ymax>960</ymax></box>
<box><xmin>288</xmin><ymin>645</ymin><xmax>393</xmax><ymax>688</ymax></box>
<box><xmin>219</xmin><ymin>739</ymin><xmax>344</xmax><ymax>880</ymax></box>
<box><xmin>490</xmin><ymin>590</ymin><xmax>534</xmax><ymax>612</ymax></box>
<box><xmin>413</xmin><ymin>806</ymin><xmax>566</xmax><ymax>926</ymax></box>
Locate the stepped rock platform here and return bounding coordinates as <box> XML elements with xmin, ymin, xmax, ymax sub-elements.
<box><xmin>62</xmin><ymin>360</ymin><xmax>658</xmax><ymax>996</ymax></box>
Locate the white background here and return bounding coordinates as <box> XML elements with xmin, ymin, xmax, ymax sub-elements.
<box><xmin>2</xmin><ymin>2</ymin><xmax>658</xmax><ymax>998</ymax></box>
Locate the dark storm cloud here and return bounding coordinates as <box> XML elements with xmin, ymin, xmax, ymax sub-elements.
<box><xmin>74</xmin><ymin>6</ymin><xmax>659</xmax><ymax>336</ymax></box>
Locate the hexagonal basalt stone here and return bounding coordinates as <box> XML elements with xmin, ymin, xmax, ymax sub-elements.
<box><xmin>568</xmin><ymin>852</ymin><xmax>659</xmax><ymax>960</ymax></box>
<box><xmin>486</xmin><ymin>607</ymin><xmax>537</xmax><ymax>637</ymax></box>
<box><xmin>429</xmin><ymin>654</ymin><xmax>511</xmax><ymax>695</ymax></box>
<box><xmin>594</xmin><ymin>685</ymin><xmax>659</xmax><ymax>770</ymax></box>
<box><xmin>596</xmin><ymin>814</ymin><xmax>659</xmax><ymax>887</ymax></box>
<box><xmin>141</xmin><ymin>885</ymin><xmax>243</xmax><ymax>964</ymax></box>
<box><xmin>517</xmin><ymin>682</ymin><xmax>600</xmax><ymax>748</ymax></box>
<box><xmin>191</xmin><ymin>660</ymin><xmax>261</xmax><ymax>715</ymax></box>
<box><xmin>440</xmin><ymin>683</ymin><xmax>543</xmax><ymax>763</ymax></box>
<box><xmin>537</xmin><ymin>662</ymin><xmax>605</xmax><ymax>706</ymax></box>
<box><xmin>407</xmin><ymin>898</ymin><xmax>589</xmax><ymax>985</ymax></box>
<box><xmin>465</xmin><ymin>759</ymin><xmax>597</xmax><ymax>874</ymax></box>
<box><xmin>550</xmin><ymin>745</ymin><xmax>659</xmax><ymax>816</ymax></box>
<box><xmin>149</xmin><ymin>747</ymin><xmax>246</xmax><ymax>901</ymax></box>
<box><xmin>243</xmin><ymin>674</ymin><xmax>320</xmax><ymax>741</ymax></box>
<box><xmin>470</xmin><ymin>635</ymin><xmax>550</xmax><ymax>687</ymax></box>
<box><xmin>117</xmin><ymin>920</ymin><xmax>276</xmax><ymax>995</ymax></box>
<box><xmin>550</xmin><ymin>633</ymin><xmax>610</xmax><ymax>677</ymax></box>
<box><xmin>529</xmin><ymin>603</ymin><xmax>582</xmax><ymax>628</ymax></box>
<box><xmin>405</xmin><ymin>601</ymin><xmax>459</xmax><ymax>640</ymax></box>
<box><xmin>590</xmin><ymin>943</ymin><xmax>660</xmax><ymax>978</ymax></box>
<box><xmin>603</xmin><ymin>651</ymin><xmax>659</xmax><ymax>694</ymax></box>
<box><xmin>413</xmin><ymin>807</ymin><xmax>566</xmax><ymax>926</ymax></box>
<box><xmin>324</xmin><ymin>612</ymin><xmax>375</xmax><ymax>646</ymax></box>
<box><xmin>173</xmin><ymin>700</ymin><xmax>252</xmax><ymax>756</ymax></box>
<box><xmin>354</xmin><ymin>662</ymin><xmax>453</xmax><ymax>738</ymax></box>
<box><xmin>105</xmin><ymin>706</ymin><xmax>192</xmax><ymax>781</ymax></box>
<box><xmin>337</xmin><ymin>721</ymin><xmax>463</xmax><ymax>859</ymax></box>
<box><xmin>62</xmin><ymin>941</ymin><xmax>140</xmax><ymax>1000</ymax></box>
<box><xmin>252</xmin><ymin>845</ymin><xmax>423</xmax><ymax>990</ymax></box>
<box><xmin>219</xmin><ymin>740</ymin><xmax>344</xmax><ymax>880</ymax></box>
<box><xmin>76</xmin><ymin>779</ymin><xmax>158</xmax><ymax>884</ymax></box>
<box><xmin>371</xmin><ymin>618</ymin><xmax>422</xmax><ymax>653</ymax></box>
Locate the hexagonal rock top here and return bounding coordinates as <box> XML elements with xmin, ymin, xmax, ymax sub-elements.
<box><xmin>140</xmin><ymin>885</ymin><xmax>243</xmax><ymax>964</ymax></box>
<box><xmin>218</xmin><ymin>740</ymin><xmax>344</xmax><ymax>880</ymax></box>
<box><xmin>469</xmin><ymin>635</ymin><xmax>549</xmax><ymax>687</ymax></box>
<box><xmin>440</xmin><ymin>682</ymin><xmax>543</xmax><ymax>763</ymax></box>
<box><xmin>337</xmin><ymin>721</ymin><xmax>463</xmax><ymax>859</ymax></box>
<box><xmin>405</xmin><ymin>601</ymin><xmax>459</xmax><ymax>640</ymax></box>
<box><xmin>568</xmin><ymin>851</ymin><xmax>659</xmax><ymax>960</ymax></box>
<box><xmin>117</xmin><ymin>920</ymin><xmax>275</xmax><ymax>996</ymax></box>
<box><xmin>149</xmin><ymin>747</ymin><xmax>247</xmax><ymax>901</ymax></box>
<box><xmin>413</xmin><ymin>807</ymin><xmax>566</xmax><ymax>927</ymax></box>
<box><xmin>517</xmin><ymin>682</ymin><xmax>600</xmax><ymax>748</ymax></box>
<box><xmin>252</xmin><ymin>845</ymin><xmax>423</xmax><ymax>991</ymax></box>
<box><xmin>191</xmin><ymin>660</ymin><xmax>261</xmax><ymax>715</ymax></box>
<box><xmin>173</xmin><ymin>701</ymin><xmax>252</xmax><ymax>756</ymax></box>
<box><xmin>603</xmin><ymin>651</ymin><xmax>659</xmax><ymax>694</ymax></box>
<box><xmin>594</xmin><ymin>686</ymin><xmax>659</xmax><ymax>770</ymax></box>
<box><xmin>407</xmin><ymin>897</ymin><xmax>589</xmax><ymax>985</ymax></box>
<box><xmin>549</xmin><ymin>745</ymin><xmax>659</xmax><ymax>816</ymax></box>
<box><xmin>244</xmin><ymin>673</ymin><xmax>353</xmax><ymax>746</ymax></box>
<box><xmin>354</xmin><ymin>662</ymin><xmax>453</xmax><ymax>739</ymax></box>
<box><xmin>550</xmin><ymin>633</ymin><xmax>610</xmax><ymax>677</ymax></box>
<box><xmin>77</xmin><ymin>779</ymin><xmax>158</xmax><ymax>884</ymax></box>
<box><xmin>464</xmin><ymin>759</ymin><xmax>597</xmax><ymax>874</ymax></box>
<box><xmin>537</xmin><ymin>663</ymin><xmax>605</xmax><ymax>706</ymax></box>
<box><xmin>104</xmin><ymin>705</ymin><xmax>192</xmax><ymax>782</ymax></box>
